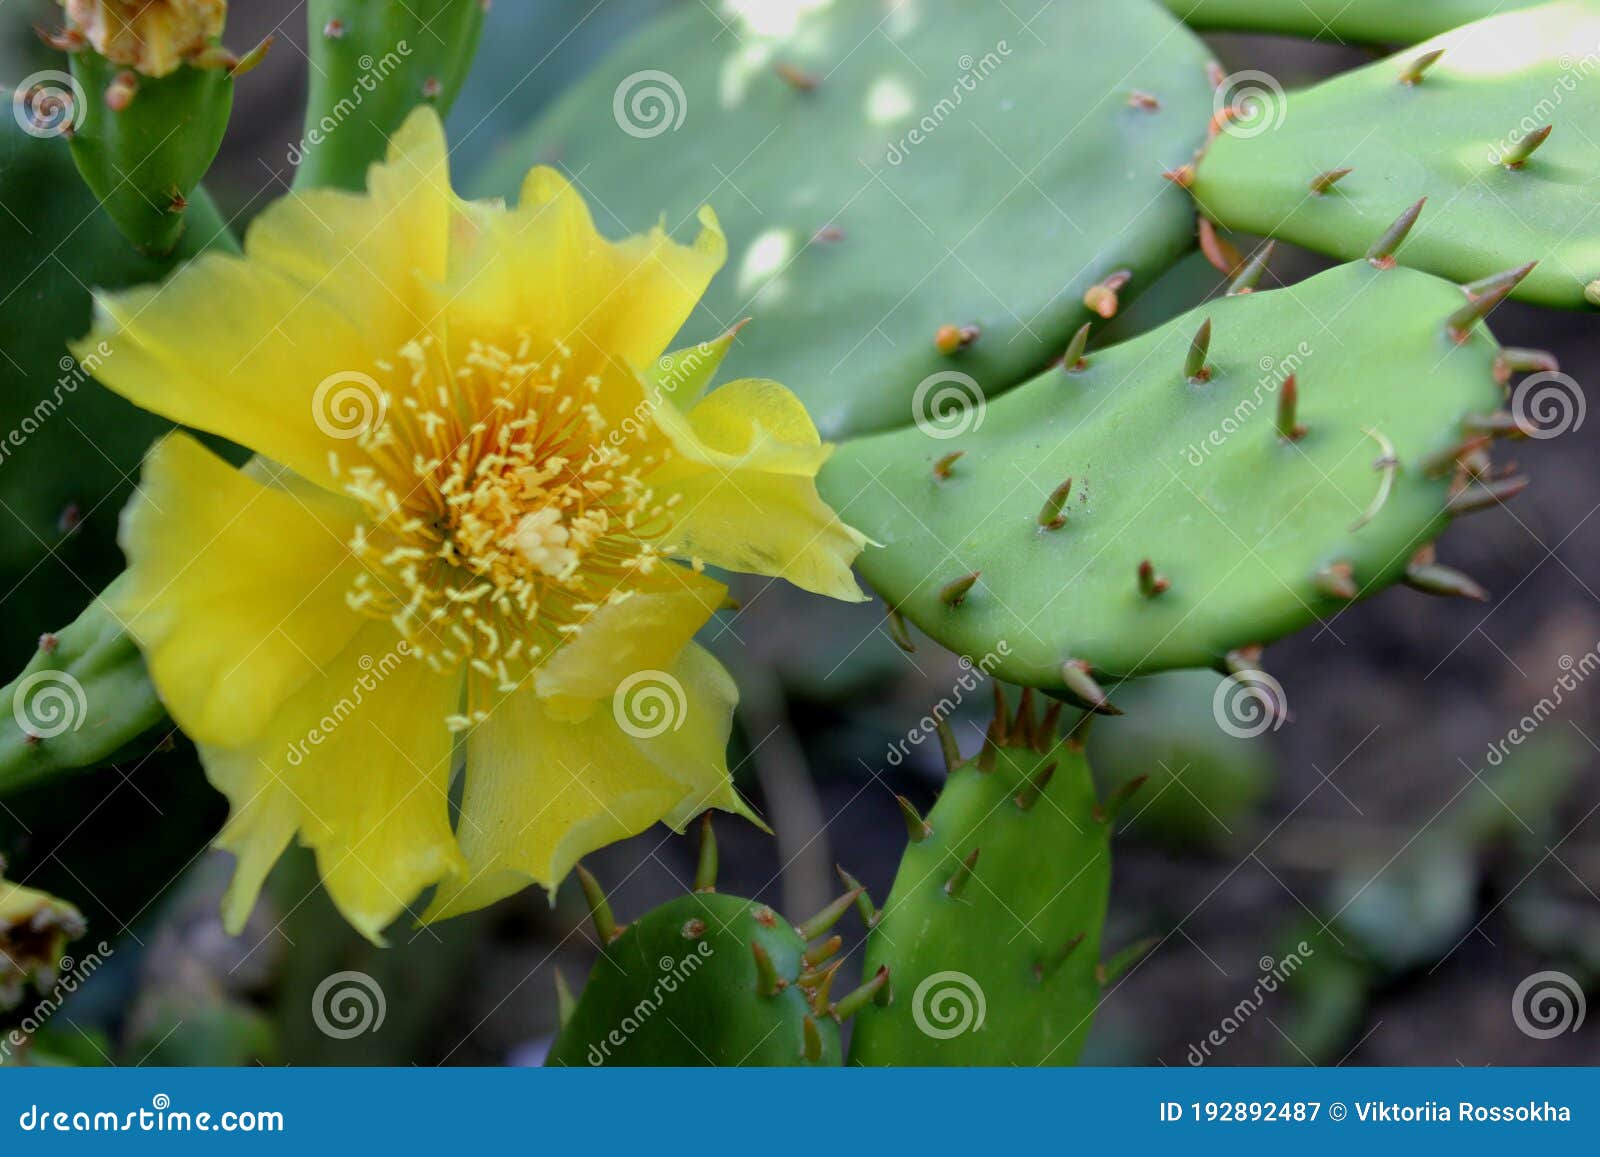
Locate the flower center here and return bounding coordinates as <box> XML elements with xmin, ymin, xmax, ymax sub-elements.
<box><xmin>332</xmin><ymin>333</ymin><xmax>678</xmax><ymax>727</ymax></box>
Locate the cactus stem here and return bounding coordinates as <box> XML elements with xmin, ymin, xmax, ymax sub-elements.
<box><xmin>576</xmin><ymin>864</ymin><xmax>624</xmax><ymax>944</ymax></box>
<box><xmin>1313</xmin><ymin>561</ymin><xmax>1358</xmax><ymax>600</ymax></box>
<box><xmin>694</xmin><ymin>813</ymin><xmax>718</xmax><ymax>893</ymax></box>
<box><xmin>1366</xmin><ymin>197</ymin><xmax>1426</xmax><ymax>268</ymax></box>
<box><xmin>1184</xmin><ymin>318</ymin><xmax>1212</xmax><ymax>382</ymax></box>
<box><xmin>554</xmin><ymin>968</ymin><xmax>577</xmax><ymax>1029</ymax></box>
<box><xmin>801</xmin><ymin>1014</ymin><xmax>824</xmax><ymax>1062</ymax></box>
<box><xmin>935</xmin><ymin>323</ymin><xmax>980</xmax><ymax>354</ymax></box>
<box><xmin>1502</xmin><ymin>124</ymin><xmax>1552</xmax><ymax>169</ymax></box>
<box><xmin>1038</xmin><ymin>478</ymin><xmax>1073</xmax><ymax>530</ymax></box>
<box><xmin>1061</xmin><ymin>659</ymin><xmax>1122</xmax><ymax>715</ymax></box>
<box><xmin>1014</xmin><ymin>761</ymin><xmax>1058</xmax><ymax>812</ymax></box>
<box><xmin>886</xmin><ymin>606</ymin><xmax>916</xmax><ymax>652</ymax></box>
<box><xmin>774</xmin><ymin>61</ymin><xmax>820</xmax><ymax>91</ymax></box>
<box><xmin>935</xmin><ymin>714</ymin><xmax>961</xmax><ymax>774</ymax></box>
<box><xmin>1405</xmin><ymin>550</ymin><xmax>1488</xmax><ymax>601</ymax></box>
<box><xmin>1422</xmin><ymin>433</ymin><xmax>1494</xmax><ymax>476</ymax></box>
<box><xmin>1493</xmin><ymin>347</ymin><xmax>1559</xmax><ymax>386</ymax></box>
<box><xmin>1399</xmin><ymin>48</ymin><xmax>1445</xmax><ymax>85</ymax></box>
<box><xmin>797</xmin><ymin>888</ymin><xmax>865</xmax><ymax>942</ymax></box>
<box><xmin>1274</xmin><ymin>373</ymin><xmax>1306</xmax><ymax>442</ymax></box>
<box><xmin>939</xmin><ymin>570</ymin><xmax>980</xmax><ymax>607</ymax></box>
<box><xmin>1097</xmin><ymin>937</ymin><xmax>1158</xmax><ymax>987</ymax></box>
<box><xmin>896</xmin><ymin>794</ymin><xmax>933</xmax><ymax>844</ymax></box>
<box><xmin>1446</xmin><ymin>264</ymin><xmax>1533</xmax><ymax>341</ymax></box>
<box><xmin>1128</xmin><ymin>90</ymin><xmax>1161</xmax><ymax>110</ymax></box>
<box><xmin>932</xmin><ymin>449</ymin><xmax>965</xmax><ymax>480</ymax></box>
<box><xmin>1137</xmin><ymin>559</ymin><xmax>1169</xmax><ymax>598</ymax></box>
<box><xmin>836</xmin><ymin>866</ymin><xmax>879</xmax><ymax>927</ymax></box>
<box><xmin>1463</xmin><ymin>411</ymin><xmax>1530</xmax><ymax>440</ymax></box>
<box><xmin>1092</xmin><ymin>774</ymin><xmax>1149</xmax><ymax>825</ymax></box>
<box><xmin>1084</xmin><ymin>270</ymin><xmax>1132</xmax><ymax>319</ymax></box>
<box><xmin>1060</xmin><ymin>321</ymin><xmax>1092</xmax><ymax>372</ymax></box>
<box><xmin>831</xmin><ymin>965</ymin><xmax>892</xmax><ymax>1021</ymax></box>
<box><xmin>1197</xmin><ymin>217</ymin><xmax>1243</xmax><ymax>276</ymax></box>
<box><xmin>1309</xmin><ymin>167</ymin><xmax>1352</xmax><ymax>194</ymax></box>
<box><xmin>1034</xmin><ymin>932</ymin><xmax>1088</xmax><ymax>982</ymax></box>
<box><xmin>803</xmin><ymin>935</ymin><xmax>843</xmax><ymax>970</ymax></box>
<box><xmin>944</xmin><ymin>848</ymin><xmax>980</xmax><ymax>897</ymax></box>
<box><xmin>1447</xmin><ymin>475</ymin><xmax>1529</xmax><ymax>515</ymax></box>
<box><xmin>1227</xmin><ymin>241</ymin><xmax>1275</xmax><ymax>295</ymax></box>
<box><xmin>751</xmin><ymin>941</ymin><xmax>785</xmax><ymax>996</ymax></box>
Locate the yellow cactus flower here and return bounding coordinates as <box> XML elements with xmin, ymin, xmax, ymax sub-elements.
<box><xmin>75</xmin><ymin>107</ymin><xmax>867</xmax><ymax>943</ymax></box>
<box><xmin>1</xmin><ymin>872</ymin><xmax>85</xmax><ymax>1010</ymax></box>
<box><xmin>60</xmin><ymin>0</ymin><xmax>226</xmax><ymax>78</ymax></box>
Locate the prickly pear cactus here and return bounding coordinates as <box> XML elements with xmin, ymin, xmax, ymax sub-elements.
<box><xmin>1190</xmin><ymin>0</ymin><xmax>1600</xmax><ymax>308</ymax></box>
<box><xmin>849</xmin><ymin>691</ymin><xmax>1135</xmax><ymax>1065</ymax></box>
<box><xmin>547</xmin><ymin>825</ymin><xmax>882</xmax><ymax>1066</ymax></box>
<box><xmin>819</xmin><ymin>244</ymin><xmax>1527</xmax><ymax>701</ymax></box>
<box><xmin>474</xmin><ymin>0</ymin><xmax>1217</xmax><ymax>437</ymax></box>
<box><xmin>1158</xmin><ymin>0</ymin><xmax>1541</xmax><ymax>42</ymax></box>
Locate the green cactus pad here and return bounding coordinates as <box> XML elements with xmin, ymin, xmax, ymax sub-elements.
<box><xmin>1158</xmin><ymin>0</ymin><xmax>1541</xmax><ymax>42</ymax></box>
<box><xmin>547</xmin><ymin>890</ymin><xmax>843</xmax><ymax>1066</ymax></box>
<box><xmin>1190</xmin><ymin>0</ymin><xmax>1600</xmax><ymax>309</ymax></box>
<box><xmin>818</xmin><ymin>259</ymin><xmax>1512</xmax><ymax>692</ymax></box>
<box><xmin>849</xmin><ymin>693</ymin><xmax>1114</xmax><ymax>1065</ymax></box>
<box><xmin>472</xmin><ymin>0</ymin><xmax>1216</xmax><ymax>438</ymax></box>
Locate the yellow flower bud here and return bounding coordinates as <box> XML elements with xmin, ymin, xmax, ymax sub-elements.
<box><xmin>61</xmin><ymin>0</ymin><xmax>226</xmax><ymax>78</ymax></box>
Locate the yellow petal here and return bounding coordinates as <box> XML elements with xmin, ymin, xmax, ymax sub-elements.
<box><xmin>424</xmin><ymin>643</ymin><xmax>747</xmax><ymax>921</ymax></box>
<box><xmin>72</xmin><ymin>107</ymin><xmax>455</xmax><ymax>490</ymax></box>
<box><xmin>202</xmin><ymin>621</ymin><xmax>465</xmax><ymax>944</ymax></box>
<box><xmin>112</xmin><ymin>433</ymin><xmax>367</xmax><ymax>748</ymax></box>
<box><xmin>654</xmin><ymin>379</ymin><xmax>868</xmax><ymax>601</ymax></box>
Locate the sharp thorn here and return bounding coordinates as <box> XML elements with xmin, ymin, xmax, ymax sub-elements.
<box><xmin>803</xmin><ymin>934</ymin><xmax>843</xmax><ymax>969</ymax></box>
<box><xmin>944</xmin><ymin>848</ymin><xmax>980</xmax><ymax>898</ymax></box>
<box><xmin>1197</xmin><ymin>217</ymin><xmax>1244</xmax><ymax>276</ymax></box>
<box><xmin>1464</xmin><ymin>261</ymin><xmax>1538</xmax><ymax>301</ymax></box>
<box><xmin>1422</xmin><ymin>433</ymin><xmax>1494</xmax><ymax>475</ymax></box>
<box><xmin>1222</xmin><ymin>644</ymin><xmax>1264</xmax><ymax>677</ymax></box>
<box><xmin>1097</xmin><ymin>937</ymin><xmax>1159</xmax><ymax>987</ymax></box>
<box><xmin>1272</xmin><ymin>373</ymin><xmax>1306</xmax><ymax>442</ymax></box>
<box><xmin>694</xmin><ymin>813</ymin><xmax>718</xmax><ymax>893</ymax></box>
<box><xmin>1038</xmin><ymin>478</ymin><xmax>1073</xmax><ymax>529</ymax></box>
<box><xmin>932</xmin><ymin>449</ymin><xmax>964</xmax><ymax>480</ymax></box>
<box><xmin>751</xmin><ymin>940</ymin><xmax>784</xmax><ymax>996</ymax></box>
<box><xmin>886</xmin><ymin>606</ymin><xmax>916</xmax><ymax>652</ymax></box>
<box><xmin>576</xmin><ymin>864</ymin><xmax>623</xmax><ymax>944</ymax></box>
<box><xmin>1447</xmin><ymin>475</ymin><xmax>1528</xmax><ymax>515</ymax></box>
<box><xmin>1162</xmin><ymin>163</ymin><xmax>1195</xmax><ymax>188</ymax></box>
<box><xmin>1405</xmin><ymin>560</ymin><xmax>1489</xmax><ymax>601</ymax></box>
<box><xmin>1366</xmin><ymin>197</ymin><xmax>1426</xmax><ymax>268</ymax></box>
<box><xmin>1502</xmin><ymin>124</ymin><xmax>1552</xmax><ymax>169</ymax></box>
<box><xmin>1309</xmin><ymin>167</ymin><xmax>1352</xmax><ymax>194</ymax></box>
<box><xmin>1184</xmin><ymin>318</ymin><xmax>1212</xmax><ymax>382</ymax></box>
<box><xmin>806</xmin><ymin>961</ymin><xmax>841</xmax><ymax>1014</ymax></box>
<box><xmin>1084</xmin><ymin>270</ymin><xmax>1132</xmax><ymax>319</ymax></box>
<box><xmin>1014</xmin><ymin>760</ymin><xmax>1058</xmax><ymax>811</ymax></box>
<box><xmin>1399</xmin><ymin>48</ymin><xmax>1445</xmax><ymax>85</ymax></box>
<box><xmin>1313</xmin><ymin>561</ymin><xmax>1358</xmax><ymax>601</ymax></box>
<box><xmin>801</xmin><ymin>1014</ymin><xmax>824</xmax><ymax>1062</ymax></box>
<box><xmin>836</xmin><ymin>866</ymin><xmax>878</xmax><ymax>927</ymax></box>
<box><xmin>939</xmin><ymin>570</ymin><xmax>980</xmax><ymax>607</ymax></box>
<box><xmin>935</xmin><ymin>322</ymin><xmax>980</xmax><ymax>354</ymax></box>
<box><xmin>1034</xmin><ymin>932</ymin><xmax>1088</xmax><ymax>982</ymax></box>
<box><xmin>1093</xmin><ymin>774</ymin><xmax>1148</xmax><ymax>824</ymax></box>
<box><xmin>1128</xmin><ymin>90</ymin><xmax>1161</xmax><ymax>110</ymax></box>
<box><xmin>831</xmin><ymin>965</ymin><xmax>891</xmax><ymax>1021</ymax></box>
<box><xmin>1462</xmin><ymin>412</ymin><xmax>1530</xmax><ymax>440</ymax></box>
<box><xmin>1060</xmin><ymin>659</ymin><xmax>1122</xmax><ymax>715</ymax></box>
<box><xmin>1227</xmin><ymin>241</ymin><xmax>1275</xmax><ymax>295</ymax></box>
<box><xmin>1493</xmin><ymin>347</ymin><xmax>1559</xmax><ymax>386</ymax></box>
<box><xmin>797</xmin><ymin>887</ymin><xmax>865</xmax><ymax>941</ymax></box>
<box><xmin>1446</xmin><ymin>264</ymin><xmax>1534</xmax><ymax>340</ymax></box>
<box><xmin>1038</xmin><ymin>701</ymin><xmax>1065</xmax><ymax>750</ymax></box>
<box><xmin>554</xmin><ymin>968</ymin><xmax>577</xmax><ymax>1029</ymax></box>
<box><xmin>896</xmin><ymin>794</ymin><xmax>933</xmax><ymax>844</ymax></box>
<box><xmin>1137</xmin><ymin>559</ymin><xmax>1170</xmax><ymax>598</ymax></box>
<box><xmin>1061</xmin><ymin>321</ymin><xmax>1092</xmax><ymax>372</ymax></box>
<box><xmin>774</xmin><ymin>60</ymin><xmax>820</xmax><ymax>91</ymax></box>
<box><xmin>1011</xmin><ymin>686</ymin><xmax>1038</xmax><ymax>746</ymax></box>
<box><xmin>935</xmin><ymin>714</ymin><xmax>961</xmax><ymax>773</ymax></box>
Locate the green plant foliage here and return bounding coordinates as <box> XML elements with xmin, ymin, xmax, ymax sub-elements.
<box><xmin>1158</xmin><ymin>0</ymin><xmax>1542</xmax><ymax>43</ymax></box>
